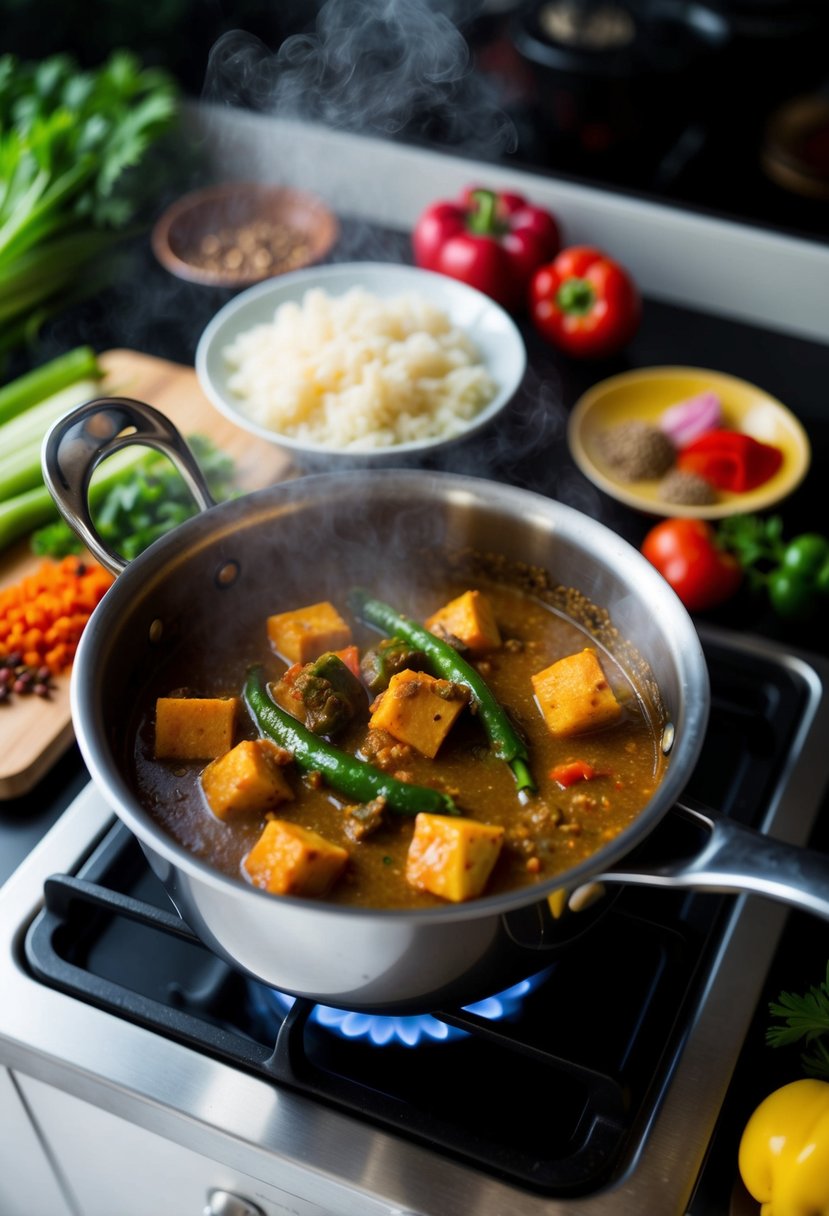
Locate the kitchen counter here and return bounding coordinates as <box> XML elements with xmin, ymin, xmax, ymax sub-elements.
<box><xmin>2</xmin><ymin>110</ymin><xmax>829</xmax><ymax>1216</ymax></box>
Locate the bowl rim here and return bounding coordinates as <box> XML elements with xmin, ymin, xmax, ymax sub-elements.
<box><xmin>151</xmin><ymin>180</ymin><xmax>339</xmax><ymax>287</ymax></box>
<box><xmin>194</xmin><ymin>260</ymin><xmax>528</xmax><ymax>460</ymax></box>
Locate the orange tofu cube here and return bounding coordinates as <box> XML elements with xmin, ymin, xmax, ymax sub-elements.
<box><xmin>154</xmin><ymin>697</ymin><xmax>238</xmax><ymax>760</ymax></box>
<box><xmin>267</xmin><ymin>601</ymin><xmax>351</xmax><ymax>664</ymax></box>
<box><xmin>406</xmin><ymin>812</ymin><xmax>504</xmax><ymax>902</ymax></box>
<box><xmin>531</xmin><ymin>647</ymin><xmax>622</xmax><ymax>738</ymax></box>
<box><xmin>368</xmin><ymin>668</ymin><xmax>466</xmax><ymax>758</ymax></box>
<box><xmin>201</xmin><ymin>739</ymin><xmax>293</xmax><ymax>820</ymax></box>
<box><xmin>243</xmin><ymin>819</ymin><xmax>348</xmax><ymax>897</ymax></box>
<box><xmin>425</xmin><ymin>589</ymin><xmax>501</xmax><ymax>653</ymax></box>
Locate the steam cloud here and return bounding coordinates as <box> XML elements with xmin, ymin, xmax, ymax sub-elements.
<box><xmin>203</xmin><ymin>0</ymin><xmax>517</xmax><ymax>158</ymax></box>
<box><xmin>201</xmin><ymin>1</ymin><xmax>596</xmax><ymax>516</ymax></box>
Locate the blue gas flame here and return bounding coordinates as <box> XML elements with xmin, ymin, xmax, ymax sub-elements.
<box><xmin>254</xmin><ymin>972</ymin><xmax>548</xmax><ymax>1047</ymax></box>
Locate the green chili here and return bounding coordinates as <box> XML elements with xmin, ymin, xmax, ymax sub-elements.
<box><xmin>244</xmin><ymin>666</ymin><xmax>458</xmax><ymax>817</ymax></box>
<box><xmin>347</xmin><ymin>589</ymin><xmax>536</xmax><ymax>794</ymax></box>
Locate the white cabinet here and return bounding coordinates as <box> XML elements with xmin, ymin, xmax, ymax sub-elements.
<box><xmin>18</xmin><ymin>1076</ymin><xmax>337</xmax><ymax>1216</ymax></box>
<box><xmin>0</xmin><ymin>1067</ymin><xmax>73</xmax><ymax>1216</ymax></box>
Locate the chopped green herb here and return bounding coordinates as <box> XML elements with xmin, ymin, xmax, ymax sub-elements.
<box><xmin>766</xmin><ymin>961</ymin><xmax>829</xmax><ymax>1079</ymax></box>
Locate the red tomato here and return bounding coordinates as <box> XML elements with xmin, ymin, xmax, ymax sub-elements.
<box><xmin>529</xmin><ymin>245</ymin><xmax>641</xmax><ymax>358</ymax></box>
<box><xmin>641</xmin><ymin>519</ymin><xmax>742</xmax><ymax>612</ymax></box>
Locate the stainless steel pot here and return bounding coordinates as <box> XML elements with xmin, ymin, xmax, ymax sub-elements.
<box><xmin>43</xmin><ymin>398</ymin><xmax>829</xmax><ymax>1013</ymax></box>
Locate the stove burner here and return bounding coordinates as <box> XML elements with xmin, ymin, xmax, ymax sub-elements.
<box><xmin>249</xmin><ymin>972</ymin><xmax>547</xmax><ymax>1047</ymax></box>
<box><xmin>21</xmin><ymin>634</ymin><xmax>820</xmax><ymax>1200</ymax></box>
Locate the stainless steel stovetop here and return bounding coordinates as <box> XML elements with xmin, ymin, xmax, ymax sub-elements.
<box><xmin>1</xmin><ymin>626</ymin><xmax>829</xmax><ymax>1216</ymax></box>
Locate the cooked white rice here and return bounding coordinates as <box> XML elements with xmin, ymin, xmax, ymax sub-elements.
<box><xmin>222</xmin><ymin>286</ymin><xmax>497</xmax><ymax>450</ymax></box>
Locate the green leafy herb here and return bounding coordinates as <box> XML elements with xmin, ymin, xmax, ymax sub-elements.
<box><xmin>767</xmin><ymin>961</ymin><xmax>829</xmax><ymax>1079</ymax></box>
<box><xmin>0</xmin><ymin>50</ymin><xmax>178</xmax><ymax>355</ymax></box>
<box><xmin>31</xmin><ymin>435</ymin><xmax>237</xmax><ymax>561</ymax></box>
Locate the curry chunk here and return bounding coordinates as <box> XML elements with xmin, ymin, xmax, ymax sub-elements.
<box><xmin>425</xmin><ymin>589</ymin><xmax>501</xmax><ymax>654</ymax></box>
<box><xmin>267</xmin><ymin>601</ymin><xmax>352</xmax><ymax>664</ymax></box>
<box><xmin>532</xmin><ymin>647</ymin><xmax>622</xmax><ymax>738</ymax></box>
<box><xmin>201</xmin><ymin>739</ymin><xmax>293</xmax><ymax>820</ymax></box>
<box><xmin>155</xmin><ymin>696</ymin><xmax>238</xmax><ymax>760</ymax></box>
<box><xmin>368</xmin><ymin>668</ymin><xmax>467</xmax><ymax>758</ymax></box>
<box><xmin>243</xmin><ymin>820</ymin><xmax>348</xmax><ymax>897</ymax></box>
<box><xmin>406</xmin><ymin>812</ymin><xmax>504</xmax><ymax>902</ymax></box>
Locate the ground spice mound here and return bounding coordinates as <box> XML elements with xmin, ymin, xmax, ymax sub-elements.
<box><xmin>658</xmin><ymin>468</ymin><xmax>718</xmax><ymax>506</ymax></box>
<box><xmin>597</xmin><ymin>420</ymin><xmax>675</xmax><ymax>481</ymax></box>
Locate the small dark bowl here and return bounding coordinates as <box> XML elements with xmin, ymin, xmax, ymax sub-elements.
<box><xmin>151</xmin><ymin>182</ymin><xmax>339</xmax><ymax>288</ymax></box>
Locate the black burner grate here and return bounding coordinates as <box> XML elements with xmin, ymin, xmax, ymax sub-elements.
<box><xmin>24</xmin><ymin>636</ymin><xmax>809</xmax><ymax>1198</ymax></box>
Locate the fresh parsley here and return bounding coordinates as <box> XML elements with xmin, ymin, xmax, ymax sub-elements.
<box><xmin>0</xmin><ymin>50</ymin><xmax>178</xmax><ymax>354</ymax></box>
<box><xmin>767</xmin><ymin>961</ymin><xmax>829</xmax><ymax>1080</ymax></box>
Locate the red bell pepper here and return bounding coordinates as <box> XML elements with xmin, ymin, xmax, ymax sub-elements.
<box><xmin>412</xmin><ymin>186</ymin><xmax>561</xmax><ymax>312</ymax></box>
<box><xmin>677</xmin><ymin>429</ymin><xmax>783</xmax><ymax>493</ymax></box>
<box><xmin>529</xmin><ymin>246</ymin><xmax>641</xmax><ymax>358</ymax></box>
<box><xmin>549</xmin><ymin>759</ymin><xmax>598</xmax><ymax>788</ymax></box>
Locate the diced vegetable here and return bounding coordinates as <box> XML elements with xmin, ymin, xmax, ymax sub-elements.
<box><xmin>333</xmin><ymin>645</ymin><xmax>361</xmax><ymax>679</ymax></box>
<box><xmin>348</xmin><ymin>588</ymin><xmax>536</xmax><ymax>793</ymax></box>
<box><xmin>0</xmin><ymin>555</ymin><xmax>113</xmax><ymax>675</ymax></box>
<box><xmin>244</xmin><ymin>665</ymin><xmax>459</xmax><ymax>817</ymax></box>
<box><xmin>154</xmin><ymin>696</ymin><xmax>238</xmax><ymax>761</ymax></box>
<box><xmin>369</xmin><ymin>669</ymin><xmax>468</xmax><ymax>759</ymax></box>
<box><xmin>360</xmin><ymin>637</ymin><xmax>427</xmax><ymax>693</ymax></box>
<box><xmin>243</xmin><ymin>819</ymin><xmax>348</xmax><ymax>897</ymax></box>
<box><xmin>659</xmin><ymin>390</ymin><xmax>722</xmax><ymax>448</ymax></box>
<box><xmin>31</xmin><ymin>435</ymin><xmax>237</xmax><ymax>560</ymax></box>
<box><xmin>424</xmin><ymin>588</ymin><xmax>501</xmax><ymax>653</ymax></box>
<box><xmin>405</xmin><ymin>812</ymin><xmax>504</xmax><ymax>902</ymax></box>
<box><xmin>274</xmin><ymin>651</ymin><xmax>366</xmax><ymax>736</ymax></box>
<box><xmin>267</xmin><ymin>601</ymin><xmax>352</xmax><ymax>664</ymax></box>
<box><xmin>201</xmin><ymin>739</ymin><xmax>293</xmax><ymax>820</ymax></box>
<box><xmin>531</xmin><ymin>648</ymin><xmax>622</xmax><ymax>737</ymax></box>
<box><xmin>549</xmin><ymin>759</ymin><xmax>598</xmax><ymax>788</ymax></box>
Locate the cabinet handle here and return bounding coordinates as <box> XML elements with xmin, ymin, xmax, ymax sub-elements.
<box><xmin>204</xmin><ymin>1188</ymin><xmax>266</xmax><ymax>1216</ymax></box>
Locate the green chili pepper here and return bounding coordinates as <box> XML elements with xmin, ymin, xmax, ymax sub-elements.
<box><xmin>347</xmin><ymin>589</ymin><xmax>536</xmax><ymax>794</ymax></box>
<box><xmin>244</xmin><ymin>666</ymin><xmax>458</xmax><ymax>817</ymax></box>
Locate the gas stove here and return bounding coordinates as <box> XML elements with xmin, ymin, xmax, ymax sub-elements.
<box><xmin>2</xmin><ymin>625</ymin><xmax>828</xmax><ymax>1216</ymax></box>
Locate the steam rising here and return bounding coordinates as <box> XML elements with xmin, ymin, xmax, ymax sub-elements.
<box><xmin>204</xmin><ymin>0</ymin><xmax>517</xmax><ymax>159</ymax></box>
<box><xmin>199</xmin><ymin>1</ymin><xmax>602</xmax><ymax>520</ymax></box>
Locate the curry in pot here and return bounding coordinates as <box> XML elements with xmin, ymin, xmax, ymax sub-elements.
<box><xmin>132</xmin><ymin>574</ymin><xmax>666</xmax><ymax>910</ymax></box>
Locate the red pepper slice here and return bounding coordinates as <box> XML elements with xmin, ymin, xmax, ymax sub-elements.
<box><xmin>549</xmin><ymin>759</ymin><xmax>597</xmax><ymax>788</ymax></box>
<box><xmin>677</xmin><ymin>429</ymin><xmax>783</xmax><ymax>492</ymax></box>
<box><xmin>412</xmin><ymin>186</ymin><xmax>561</xmax><ymax>312</ymax></box>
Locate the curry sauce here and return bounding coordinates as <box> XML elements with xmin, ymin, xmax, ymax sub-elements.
<box><xmin>131</xmin><ymin>577</ymin><xmax>666</xmax><ymax>910</ymax></box>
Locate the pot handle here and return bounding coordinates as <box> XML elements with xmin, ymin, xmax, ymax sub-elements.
<box><xmin>42</xmin><ymin>396</ymin><xmax>216</xmax><ymax>576</ymax></box>
<box><xmin>596</xmin><ymin>796</ymin><xmax>829</xmax><ymax>921</ymax></box>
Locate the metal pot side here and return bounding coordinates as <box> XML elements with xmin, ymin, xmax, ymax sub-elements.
<box><xmin>70</xmin><ymin>470</ymin><xmax>709</xmax><ymax>1012</ymax></box>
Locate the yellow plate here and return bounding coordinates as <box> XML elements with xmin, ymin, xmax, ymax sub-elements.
<box><xmin>568</xmin><ymin>366</ymin><xmax>811</xmax><ymax>519</ymax></box>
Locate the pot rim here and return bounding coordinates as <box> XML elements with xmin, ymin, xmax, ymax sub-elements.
<box><xmin>70</xmin><ymin>468</ymin><xmax>710</xmax><ymax>925</ymax></box>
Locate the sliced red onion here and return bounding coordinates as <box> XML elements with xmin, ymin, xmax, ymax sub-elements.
<box><xmin>659</xmin><ymin>390</ymin><xmax>722</xmax><ymax>448</ymax></box>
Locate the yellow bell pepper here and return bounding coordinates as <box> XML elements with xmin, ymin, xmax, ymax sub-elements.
<box><xmin>738</xmin><ymin>1078</ymin><xmax>829</xmax><ymax>1216</ymax></box>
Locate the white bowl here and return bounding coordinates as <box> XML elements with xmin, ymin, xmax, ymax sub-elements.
<box><xmin>195</xmin><ymin>261</ymin><xmax>527</xmax><ymax>466</ymax></box>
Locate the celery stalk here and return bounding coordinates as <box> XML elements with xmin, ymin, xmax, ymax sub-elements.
<box><xmin>0</xmin><ymin>346</ymin><xmax>101</xmax><ymax>426</ymax></box>
<box><xmin>0</xmin><ymin>447</ymin><xmax>151</xmax><ymax>554</ymax></box>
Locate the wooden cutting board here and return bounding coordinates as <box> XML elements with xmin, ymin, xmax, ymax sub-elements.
<box><xmin>0</xmin><ymin>348</ymin><xmax>294</xmax><ymax>800</ymax></box>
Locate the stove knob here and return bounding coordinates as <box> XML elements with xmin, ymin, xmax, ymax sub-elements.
<box><xmin>203</xmin><ymin>1189</ymin><xmax>266</xmax><ymax>1216</ymax></box>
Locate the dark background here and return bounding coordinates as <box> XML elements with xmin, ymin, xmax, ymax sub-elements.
<box><xmin>2</xmin><ymin>0</ymin><xmax>829</xmax><ymax>243</ymax></box>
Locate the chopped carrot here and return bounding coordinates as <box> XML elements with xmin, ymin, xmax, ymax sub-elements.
<box><xmin>0</xmin><ymin>557</ymin><xmax>114</xmax><ymax>677</ymax></box>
